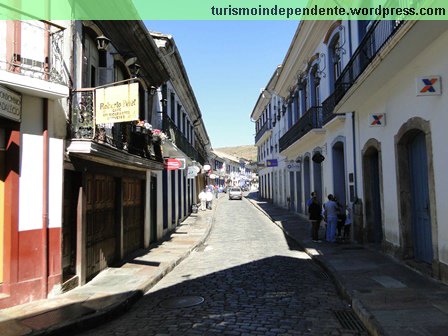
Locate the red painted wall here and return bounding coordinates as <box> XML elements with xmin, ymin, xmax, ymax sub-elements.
<box><xmin>0</xmin><ymin>128</ymin><xmax>62</xmax><ymax>309</ymax></box>
<box><xmin>0</xmin><ymin>228</ymin><xmax>61</xmax><ymax>309</ymax></box>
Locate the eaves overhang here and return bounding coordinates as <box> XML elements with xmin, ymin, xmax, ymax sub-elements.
<box><xmin>67</xmin><ymin>140</ymin><xmax>164</xmax><ymax>171</ymax></box>
<box><xmin>274</xmin><ymin>21</ymin><xmax>333</xmax><ymax>99</ymax></box>
<box><xmin>150</xmin><ymin>31</ymin><xmax>212</xmax><ymax>149</ymax></box>
<box><xmin>279</xmin><ymin>129</ymin><xmax>326</xmax><ymax>161</ymax></box>
<box><xmin>255</xmin><ymin>130</ymin><xmax>272</xmax><ymax>146</ymax></box>
<box><xmin>95</xmin><ymin>21</ymin><xmax>170</xmax><ymax>87</ymax></box>
<box><xmin>250</xmin><ymin>65</ymin><xmax>282</xmax><ymax>121</ymax></box>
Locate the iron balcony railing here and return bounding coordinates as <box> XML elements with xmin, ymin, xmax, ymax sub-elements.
<box><xmin>0</xmin><ymin>21</ymin><xmax>69</xmax><ymax>86</ymax></box>
<box><xmin>162</xmin><ymin>114</ymin><xmax>202</xmax><ymax>163</ymax></box>
<box><xmin>334</xmin><ymin>20</ymin><xmax>403</xmax><ymax>105</ymax></box>
<box><xmin>196</xmin><ymin>145</ymin><xmax>208</xmax><ymax>165</ymax></box>
<box><xmin>279</xmin><ymin>107</ymin><xmax>321</xmax><ymax>152</ymax></box>
<box><xmin>321</xmin><ymin>92</ymin><xmax>338</xmax><ymax>125</ymax></box>
<box><xmin>278</xmin><ymin>93</ymin><xmax>339</xmax><ymax>152</ymax></box>
<box><xmin>255</xmin><ymin>119</ymin><xmax>271</xmax><ymax>143</ymax></box>
<box><xmin>70</xmin><ymin>89</ymin><xmax>163</xmax><ymax>162</ymax></box>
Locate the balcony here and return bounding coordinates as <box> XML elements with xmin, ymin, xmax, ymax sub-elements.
<box><xmin>195</xmin><ymin>145</ymin><xmax>208</xmax><ymax>165</ymax></box>
<box><xmin>278</xmin><ymin>92</ymin><xmax>340</xmax><ymax>153</ymax></box>
<box><xmin>321</xmin><ymin>92</ymin><xmax>338</xmax><ymax>125</ymax></box>
<box><xmin>0</xmin><ymin>21</ymin><xmax>69</xmax><ymax>98</ymax></box>
<box><xmin>334</xmin><ymin>20</ymin><xmax>404</xmax><ymax>106</ymax></box>
<box><xmin>162</xmin><ymin>114</ymin><xmax>203</xmax><ymax>163</ymax></box>
<box><xmin>68</xmin><ymin>89</ymin><xmax>164</xmax><ymax>168</ymax></box>
<box><xmin>255</xmin><ymin>120</ymin><xmax>271</xmax><ymax>144</ymax></box>
<box><xmin>279</xmin><ymin>107</ymin><xmax>321</xmax><ymax>152</ymax></box>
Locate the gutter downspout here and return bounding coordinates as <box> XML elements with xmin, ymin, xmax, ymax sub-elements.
<box><xmin>351</xmin><ymin>111</ymin><xmax>358</xmax><ymax>202</ymax></box>
<box><xmin>41</xmin><ymin>21</ymin><xmax>50</xmax><ymax>298</ymax></box>
<box><xmin>145</xmin><ymin>89</ymin><xmax>149</xmax><ymax>122</ymax></box>
<box><xmin>348</xmin><ymin>21</ymin><xmax>356</xmax><ymax>202</ymax></box>
<box><xmin>42</xmin><ymin>98</ymin><xmax>49</xmax><ymax>298</ymax></box>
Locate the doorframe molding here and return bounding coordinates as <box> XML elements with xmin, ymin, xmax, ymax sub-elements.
<box><xmin>394</xmin><ymin>117</ymin><xmax>439</xmax><ymax>274</ymax></box>
<box><xmin>331</xmin><ymin>136</ymin><xmax>347</xmax><ymax>205</ymax></box>
<box><xmin>361</xmin><ymin>138</ymin><xmax>384</xmax><ymax>245</ymax></box>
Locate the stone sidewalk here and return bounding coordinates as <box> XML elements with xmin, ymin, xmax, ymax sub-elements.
<box><xmin>0</xmin><ymin>205</ymin><xmax>215</xmax><ymax>336</ymax></box>
<box><xmin>246</xmin><ymin>195</ymin><xmax>448</xmax><ymax>336</ymax></box>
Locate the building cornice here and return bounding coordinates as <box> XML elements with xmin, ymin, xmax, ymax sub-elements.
<box><xmin>150</xmin><ymin>31</ymin><xmax>212</xmax><ymax>150</ymax></box>
<box><xmin>250</xmin><ymin>65</ymin><xmax>282</xmax><ymax>121</ymax></box>
<box><xmin>274</xmin><ymin>21</ymin><xmax>334</xmax><ymax>98</ymax></box>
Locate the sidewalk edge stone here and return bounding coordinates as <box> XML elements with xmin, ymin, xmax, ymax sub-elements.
<box><xmin>10</xmin><ymin>209</ymin><xmax>216</xmax><ymax>336</ymax></box>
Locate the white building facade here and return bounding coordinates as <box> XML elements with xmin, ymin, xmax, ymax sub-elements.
<box><xmin>0</xmin><ymin>20</ymin><xmax>71</xmax><ymax>307</ymax></box>
<box><xmin>254</xmin><ymin>19</ymin><xmax>448</xmax><ymax>283</ymax></box>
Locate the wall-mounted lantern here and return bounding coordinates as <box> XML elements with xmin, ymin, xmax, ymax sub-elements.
<box><xmin>96</xmin><ymin>35</ymin><xmax>110</xmax><ymax>51</ymax></box>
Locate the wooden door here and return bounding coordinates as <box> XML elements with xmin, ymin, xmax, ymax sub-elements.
<box><xmin>150</xmin><ymin>176</ymin><xmax>157</xmax><ymax>243</ymax></box>
<box><xmin>289</xmin><ymin>172</ymin><xmax>295</xmax><ymax>211</ymax></box>
<box><xmin>123</xmin><ymin>178</ymin><xmax>144</xmax><ymax>256</ymax></box>
<box><xmin>86</xmin><ymin>174</ymin><xmax>116</xmax><ymax>280</ymax></box>
<box><xmin>409</xmin><ymin>132</ymin><xmax>433</xmax><ymax>263</ymax></box>
<box><xmin>295</xmin><ymin>171</ymin><xmax>302</xmax><ymax>213</ymax></box>
<box><xmin>62</xmin><ymin>170</ymin><xmax>81</xmax><ymax>281</ymax></box>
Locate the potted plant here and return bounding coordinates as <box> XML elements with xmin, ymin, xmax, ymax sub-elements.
<box><xmin>151</xmin><ymin>129</ymin><xmax>167</xmax><ymax>144</ymax></box>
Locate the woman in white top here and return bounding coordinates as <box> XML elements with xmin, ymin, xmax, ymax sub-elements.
<box><xmin>198</xmin><ymin>189</ymin><xmax>207</xmax><ymax>211</ymax></box>
<box><xmin>323</xmin><ymin>194</ymin><xmax>339</xmax><ymax>243</ymax></box>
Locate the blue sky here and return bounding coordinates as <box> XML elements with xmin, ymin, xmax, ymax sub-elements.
<box><xmin>144</xmin><ymin>21</ymin><xmax>298</xmax><ymax>148</ymax></box>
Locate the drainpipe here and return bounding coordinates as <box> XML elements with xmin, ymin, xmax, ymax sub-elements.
<box><xmin>145</xmin><ymin>89</ymin><xmax>149</xmax><ymax>123</ymax></box>
<box><xmin>42</xmin><ymin>98</ymin><xmax>49</xmax><ymax>298</ymax></box>
<box><xmin>347</xmin><ymin>20</ymin><xmax>353</xmax><ymax>58</ymax></box>
<box><xmin>41</xmin><ymin>21</ymin><xmax>51</xmax><ymax>298</ymax></box>
<box><xmin>351</xmin><ymin>111</ymin><xmax>358</xmax><ymax>202</ymax></box>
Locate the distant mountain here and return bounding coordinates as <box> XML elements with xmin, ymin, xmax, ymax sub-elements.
<box><xmin>215</xmin><ymin>145</ymin><xmax>257</xmax><ymax>162</ymax></box>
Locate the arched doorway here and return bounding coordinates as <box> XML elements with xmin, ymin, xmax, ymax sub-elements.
<box><xmin>332</xmin><ymin>141</ymin><xmax>346</xmax><ymax>205</ymax></box>
<box><xmin>303</xmin><ymin>155</ymin><xmax>311</xmax><ymax>212</ymax></box>
<box><xmin>296</xmin><ymin>170</ymin><xmax>303</xmax><ymax>213</ymax></box>
<box><xmin>408</xmin><ymin>132</ymin><xmax>432</xmax><ymax>263</ymax></box>
<box><xmin>266</xmin><ymin>173</ymin><xmax>272</xmax><ymax>200</ymax></box>
<box><xmin>395</xmin><ymin>118</ymin><xmax>437</xmax><ymax>267</ymax></box>
<box><xmin>312</xmin><ymin>149</ymin><xmax>324</xmax><ymax>204</ymax></box>
<box><xmin>362</xmin><ymin>140</ymin><xmax>383</xmax><ymax>245</ymax></box>
<box><xmin>289</xmin><ymin>171</ymin><xmax>296</xmax><ymax>212</ymax></box>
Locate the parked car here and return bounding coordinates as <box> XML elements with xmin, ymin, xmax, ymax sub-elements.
<box><xmin>228</xmin><ymin>187</ymin><xmax>243</xmax><ymax>200</ymax></box>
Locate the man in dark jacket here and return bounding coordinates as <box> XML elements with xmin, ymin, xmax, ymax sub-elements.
<box><xmin>308</xmin><ymin>195</ymin><xmax>322</xmax><ymax>242</ymax></box>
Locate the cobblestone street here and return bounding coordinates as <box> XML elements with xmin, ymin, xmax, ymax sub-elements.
<box><xmin>80</xmin><ymin>196</ymin><xmax>367</xmax><ymax>336</ymax></box>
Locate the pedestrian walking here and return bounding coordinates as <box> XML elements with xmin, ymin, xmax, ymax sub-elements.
<box><xmin>198</xmin><ymin>189</ymin><xmax>207</xmax><ymax>211</ymax></box>
<box><xmin>343</xmin><ymin>204</ymin><xmax>352</xmax><ymax>240</ymax></box>
<box><xmin>205</xmin><ymin>188</ymin><xmax>213</xmax><ymax>210</ymax></box>
<box><xmin>214</xmin><ymin>185</ymin><xmax>219</xmax><ymax>199</ymax></box>
<box><xmin>308</xmin><ymin>195</ymin><xmax>322</xmax><ymax>242</ymax></box>
<box><xmin>323</xmin><ymin>194</ymin><xmax>339</xmax><ymax>243</ymax></box>
<box><xmin>306</xmin><ymin>191</ymin><xmax>317</xmax><ymax>207</ymax></box>
<box><xmin>334</xmin><ymin>197</ymin><xmax>346</xmax><ymax>239</ymax></box>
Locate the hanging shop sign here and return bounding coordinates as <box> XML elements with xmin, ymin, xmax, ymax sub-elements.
<box><xmin>164</xmin><ymin>158</ymin><xmax>186</xmax><ymax>170</ymax></box>
<box><xmin>312</xmin><ymin>152</ymin><xmax>325</xmax><ymax>163</ymax></box>
<box><xmin>266</xmin><ymin>159</ymin><xmax>278</xmax><ymax>167</ymax></box>
<box><xmin>369</xmin><ymin>113</ymin><xmax>386</xmax><ymax>127</ymax></box>
<box><xmin>95</xmin><ymin>82</ymin><xmax>139</xmax><ymax>124</ymax></box>
<box><xmin>187</xmin><ymin>166</ymin><xmax>200</xmax><ymax>179</ymax></box>
<box><xmin>287</xmin><ymin>162</ymin><xmax>301</xmax><ymax>170</ymax></box>
<box><xmin>0</xmin><ymin>85</ymin><xmax>21</xmax><ymax>122</ymax></box>
<box><xmin>416</xmin><ymin>76</ymin><xmax>442</xmax><ymax>96</ymax></box>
